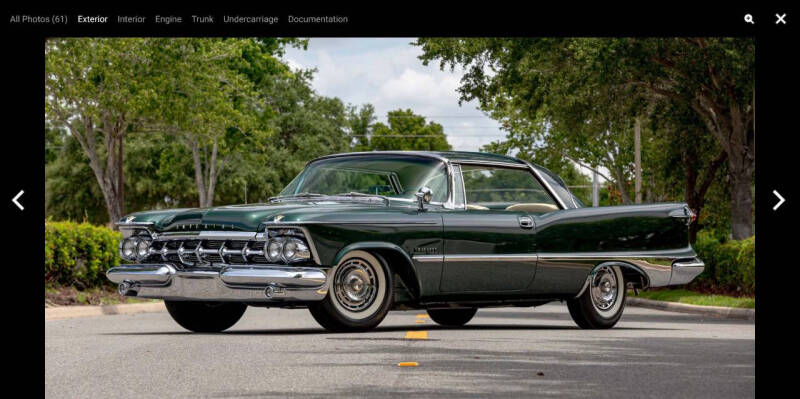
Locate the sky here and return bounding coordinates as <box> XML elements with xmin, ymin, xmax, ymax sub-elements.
<box><xmin>283</xmin><ymin>38</ymin><xmax>508</xmax><ymax>152</ymax></box>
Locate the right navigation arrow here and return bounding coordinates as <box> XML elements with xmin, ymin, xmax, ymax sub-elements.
<box><xmin>773</xmin><ymin>190</ymin><xmax>786</xmax><ymax>211</ymax></box>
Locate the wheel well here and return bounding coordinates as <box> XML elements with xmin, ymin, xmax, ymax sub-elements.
<box><xmin>620</xmin><ymin>267</ymin><xmax>647</xmax><ymax>289</ymax></box>
<box><xmin>332</xmin><ymin>243</ymin><xmax>421</xmax><ymax>299</ymax></box>
<box><xmin>370</xmin><ymin>248</ymin><xmax>421</xmax><ymax>299</ymax></box>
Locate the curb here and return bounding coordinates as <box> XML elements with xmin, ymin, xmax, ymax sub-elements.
<box><xmin>627</xmin><ymin>297</ymin><xmax>754</xmax><ymax>321</ymax></box>
<box><xmin>45</xmin><ymin>301</ymin><xmax>166</xmax><ymax>321</ymax></box>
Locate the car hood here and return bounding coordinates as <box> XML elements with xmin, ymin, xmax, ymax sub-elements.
<box><xmin>121</xmin><ymin>200</ymin><xmax>422</xmax><ymax>232</ymax></box>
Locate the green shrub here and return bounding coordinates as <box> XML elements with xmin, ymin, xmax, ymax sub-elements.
<box><xmin>44</xmin><ymin>221</ymin><xmax>121</xmax><ymax>289</ymax></box>
<box><xmin>693</xmin><ymin>231</ymin><xmax>755</xmax><ymax>295</ymax></box>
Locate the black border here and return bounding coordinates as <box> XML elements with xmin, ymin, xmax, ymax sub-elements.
<box><xmin>9</xmin><ymin>5</ymin><xmax>796</xmax><ymax>396</ymax></box>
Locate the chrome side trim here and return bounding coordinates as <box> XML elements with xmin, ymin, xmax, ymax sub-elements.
<box><xmin>445</xmin><ymin>254</ymin><xmax>538</xmax><ymax>262</ymax></box>
<box><xmin>540</xmin><ymin>248</ymin><xmax>698</xmax><ymax>292</ymax></box>
<box><xmin>538</xmin><ymin>247</ymin><xmax>696</xmax><ymax>260</ymax></box>
<box><xmin>412</xmin><ymin>255</ymin><xmax>444</xmax><ymax>262</ymax></box>
<box><xmin>261</xmin><ymin>220</ymin><xmax>440</xmax><ymax>226</ymax></box>
<box><xmin>412</xmin><ymin>254</ymin><xmax>538</xmax><ymax>262</ymax></box>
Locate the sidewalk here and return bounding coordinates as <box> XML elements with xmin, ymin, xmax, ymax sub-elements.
<box><xmin>45</xmin><ymin>301</ymin><xmax>165</xmax><ymax>321</ymax></box>
<box><xmin>627</xmin><ymin>297</ymin><xmax>755</xmax><ymax>321</ymax></box>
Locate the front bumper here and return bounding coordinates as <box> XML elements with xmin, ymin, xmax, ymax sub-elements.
<box><xmin>106</xmin><ymin>264</ymin><xmax>330</xmax><ymax>302</ymax></box>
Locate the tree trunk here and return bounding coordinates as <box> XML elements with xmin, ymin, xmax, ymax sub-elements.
<box><xmin>190</xmin><ymin>136</ymin><xmax>225</xmax><ymax>208</ymax></box>
<box><xmin>117</xmin><ymin>131</ymin><xmax>125</xmax><ymax>216</ymax></box>
<box><xmin>612</xmin><ymin>167</ymin><xmax>632</xmax><ymax>205</ymax></box>
<box><xmin>205</xmin><ymin>138</ymin><xmax>219</xmax><ymax>207</ymax></box>
<box><xmin>68</xmin><ymin>116</ymin><xmax>125</xmax><ymax>228</ymax></box>
<box><xmin>729</xmin><ymin>162</ymin><xmax>754</xmax><ymax>240</ymax></box>
<box><xmin>191</xmin><ymin>139</ymin><xmax>208</xmax><ymax>207</ymax></box>
<box><xmin>634</xmin><ymin>118</ymin><xmax>642</xmax><ymax>204</ymax></box>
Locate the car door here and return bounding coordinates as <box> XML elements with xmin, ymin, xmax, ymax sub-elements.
<box><xmin>439</xmin><ymin>163</ymin><xmax>559</xmax><ymax>293</ymax></box>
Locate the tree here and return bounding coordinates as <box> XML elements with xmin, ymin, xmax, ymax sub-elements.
<box><xmin>143</xmin><ymin>38</ymin><xmax>271</xmax><ymax>208</ymax></box>
<box><xmin>416</xmin><ymin>37</ymin><xmax>754</xmax><ymax>239</ymax></box>
<box><xmin>366</xmin><ymin>109</ymin><xmax>452</xmax><ymax>151</ymax></box>
<box><xmin>348</xmin><ymin>104</ymin><xmax>377</xmax><ymax>150</ymax></box>
<box><xmin>45</xmin><ymin>38</ymin><xmax>160</xmax><ymax>225</ymax></box>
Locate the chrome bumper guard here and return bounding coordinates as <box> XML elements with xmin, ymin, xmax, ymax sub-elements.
<box><xmin>669</xmin><ymin>258</ymin><xmax>705</xmax><ymax>286</ymax></box>
<box><xmin>106</xmin><ymin>264</ymin><xmax>330</xmax><ymax>302</ymax></box>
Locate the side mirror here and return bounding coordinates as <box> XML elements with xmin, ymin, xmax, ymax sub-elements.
<box><xmin>416</xmin><ymin>187</ymin><xmax>433</xmax><ymax>211</ymax></box>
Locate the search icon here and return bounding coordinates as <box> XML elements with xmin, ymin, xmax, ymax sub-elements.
<box><xmin>744</xmin><ymin>14</ymin><xmax>755</xmax><ymax>24</ymax></box>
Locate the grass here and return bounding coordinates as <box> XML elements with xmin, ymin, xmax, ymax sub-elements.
<box><xmin>631</xmin><ymin>288</ymin><xmax>755</xmax><ymax>309</ymax></box>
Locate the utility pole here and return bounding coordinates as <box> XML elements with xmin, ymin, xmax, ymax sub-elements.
<box><xmin>634</xmin><ymin>117</ymin><xmax>642</xmax><ymax>204</ymax></box>
<box><xmin>592</xmin><ymin>169</ymin><xmax>599</xmax><ymax>207</ymax></box>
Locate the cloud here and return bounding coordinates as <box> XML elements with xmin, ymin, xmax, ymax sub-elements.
<box><xmin>283</xmin><ymin>38</ymin><xmax>508</xmax><ymax>151</ymax></box>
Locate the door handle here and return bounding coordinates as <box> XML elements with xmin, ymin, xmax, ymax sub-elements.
<box><xmin>518</xmin><ymin>215</ymin><xmax>534</xmax><ymax>229</ymax></box>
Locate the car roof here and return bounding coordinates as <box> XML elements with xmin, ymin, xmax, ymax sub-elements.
<box><xmin>310</xmin><ymin>151</ymin><xmax>526</xmax><ymax>166</ymax></box>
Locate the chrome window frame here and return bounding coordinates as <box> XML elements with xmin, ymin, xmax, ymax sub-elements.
<box><xmin>304</xmin><ymin>151</ymin><xmax>455</xmax><ymax>210</ymax></box>
<box><xmin>453</xmin><ymin>160</ymin><xmax>565</xmax><ymax>210</ymax></box>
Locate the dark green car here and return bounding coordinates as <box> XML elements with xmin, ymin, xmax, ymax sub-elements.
<box><xmin>108</xmin><ymin>151</ymin><xmax>704</xmax><ymax>332</ymax></box>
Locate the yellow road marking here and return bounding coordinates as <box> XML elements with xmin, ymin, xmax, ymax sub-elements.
<box><xmin>415</xmin><ymin>319</ymin><xmax>425</xmax><ymax>324</ymax></box>
<box><xmin>404</xmin><ymin>330</ymin><xmax>428</xmax><ymax>340</ymax></box>
<box><xmin>398</xmin><ymin>362</ymin><xmax>419</xmax><ymax>367</ymax></box>
<box><xmin>416</xmin><ymin>313</ymin><xmax>429</xmax><ymax>319</ymax></box>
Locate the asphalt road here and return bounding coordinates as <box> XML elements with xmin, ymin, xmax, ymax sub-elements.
<box><xmin>45</xmin><ymin>303</ymin><xmax>754</xmax><ymax>398</ymax></box>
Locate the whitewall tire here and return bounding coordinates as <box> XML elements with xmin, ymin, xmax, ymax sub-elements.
<box><xmin>567</xmin><ymin>265</ymin><xmax>626</xmax><ymax>329</ymax></box>
<box><xmin>308</xmin><ymin>250</ymin><xmax>393</xmax><ymax>332</ymax></box>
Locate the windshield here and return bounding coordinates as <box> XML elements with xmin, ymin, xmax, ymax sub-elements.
<box><xmin>279</xmin><ymin>155</ymin><xmax>449</xmax><ymax>203</ymax></box>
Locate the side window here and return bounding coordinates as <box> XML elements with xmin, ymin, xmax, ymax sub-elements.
<box><xmin>453</xmin><ymin>165</ymin><xmax>465</xmax><ymax>209</ymax></box>
<box><xmin>461</xmin><ymin>165</ymin><xmax>559</xmax><ymax>213</ymax></box>
<box><xmin>418</xmin><ymin>164</ymin><xmax>449</xmax><ymax>203</ymax></box>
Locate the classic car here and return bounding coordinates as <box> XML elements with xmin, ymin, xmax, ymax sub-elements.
<box><xmin>107</xmin><ymin>151</ymin><xmax>704</xmax><ymax>332</ymax></box>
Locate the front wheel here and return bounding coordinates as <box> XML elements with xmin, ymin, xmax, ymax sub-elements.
<box><xmin>567</xmin><ymin>265</ymin><xmax>626</xmax><ymax>329</ymax></box>
<box><xmin>427</xmin><ymin>308</ymin><xmax>477</xmax><ymax>327</ymax></box>
<box><xmin>164</xmin><ymin>301</ymin><xmax>247</xmax><ymax>333</ymax></box>
<box><xmin>308</xmin><ymin>251</ymin><xmax>393</xmax><ymax>332</ymax></box>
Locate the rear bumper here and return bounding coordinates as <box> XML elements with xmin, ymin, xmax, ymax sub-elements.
<box><xmin>106</xmin><ymin>264</ymin><xmax>330</xmax><ymax>302</ymax></box>
<box><xmin>668</xmin><ymin>258</ymin><xmax>705</xmax><ymax>285</ymax></box>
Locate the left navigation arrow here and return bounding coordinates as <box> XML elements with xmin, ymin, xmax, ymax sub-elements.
<box><xmin>12</xmin><ymin>190</ymin><xmax>23</xmax><ymax>211</ymax></box>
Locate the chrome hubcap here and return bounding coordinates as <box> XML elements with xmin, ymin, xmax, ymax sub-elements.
<box><xmin>590</xmin><ymin>266</ymin><xmax>618</xmax><ymax>311</ymax></box>
<box><xmin>334</xmin><ymin>258</ymin><xmax>378</xmax><ymax>311</ymax></box>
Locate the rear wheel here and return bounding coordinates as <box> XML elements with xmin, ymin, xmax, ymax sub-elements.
<box><xmin>164</xmin><ymin>301</ymin><xmax>247</xmax><ymax>333</ymax></box>
<box><xmin>308</xmin><ymin>251</ymin><xmax>393</xmax><ymax>332</ymax></box>
<box><xmin>427</xmin><ymin>308</ymin><xmax>477</xmax><ymax>327</ymax></box>
<box><xmin>567</xmin><ymin>265</ymin><xmax>626</xmax><ymax>329</ymax></box>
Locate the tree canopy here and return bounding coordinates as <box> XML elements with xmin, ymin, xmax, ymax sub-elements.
<box><xmin>416</xmin><ymin>37</ymin><xmax>753</xmax><ymax>239</ymax></box>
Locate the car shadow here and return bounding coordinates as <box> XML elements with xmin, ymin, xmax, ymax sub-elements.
<box><xmin>102</xmin><ymin>323</ymin><xmax>676</xmax><ymax>336</ymax></box>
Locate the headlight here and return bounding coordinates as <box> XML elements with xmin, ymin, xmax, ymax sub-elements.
<box><xmin>120</xmin><ymin>238</ymin><xmax>137</xmax><ymax>260</ymax></box>
<box><xmin>264</xmin><ymin>236</ymin><xmax>311</xmax><ymax>263</ymax></box>
<box><xmin>266</xmin><ymin>239</ymin><xmax>283</xmax><ymax>262</ymax></box>
<box><xmin>283</xmin><ymin>238</ymin><xmax>310</xmax><ymax>263</ymax></box>
<box><xmin>136</xmin><ymin>238</ymin><xmax>151</xmax><ymax>259</ymax></box>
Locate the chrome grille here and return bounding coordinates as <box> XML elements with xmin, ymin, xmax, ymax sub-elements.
<box><xmin>144</xmin><ymin>238</ymin><xmax>267</xmax><ymax>266</ymax></box>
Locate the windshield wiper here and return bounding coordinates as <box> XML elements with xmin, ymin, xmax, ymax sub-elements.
<box><xmin>268</xmin><ymin>192</ymin><xmax>324</xmax><ymax>202</ymax></box>
<box><xmin>333</xmin><ymin>192</ymin><xmax>391</xmax><ymax>205</ymax></box>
